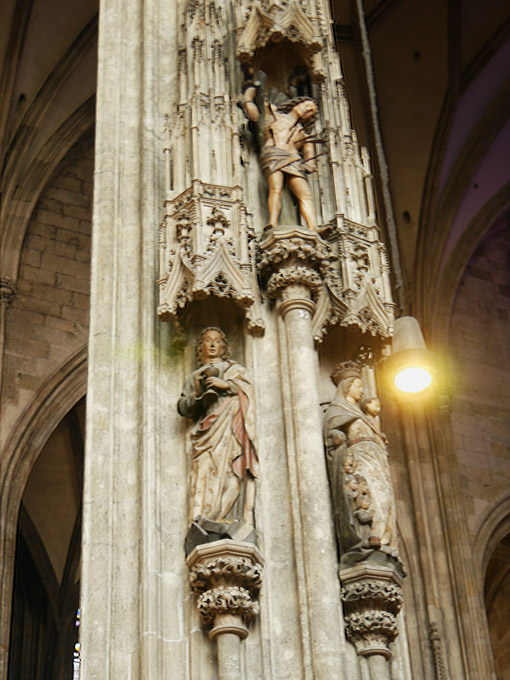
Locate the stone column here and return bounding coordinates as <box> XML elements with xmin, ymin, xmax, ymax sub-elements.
<box><xmin>340</xmin><ymin>564</ymin><xmax>403</xmax><ymax>680</ymax></box>
<box><xmin>187</xmin><ymin>540</ymin><xmax>263</xmax><ymax>680</ymax></box>
<box><xmin>79</xmin><ymin>0</ymin><xmax>169</xmax><ymax>677</ymax></box>
<box><xmin>259</xmin><ymin>226</ymin><xmax>344</xmax><ymax>679</ymax></box>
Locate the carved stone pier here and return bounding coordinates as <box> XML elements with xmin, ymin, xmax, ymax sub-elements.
<box><xmin>187</xmin><ymin>540</ymin><xmax>263</xmax><ymax>680</ymax></box>
<box><xmin>340</xmin><ymin>563</ymin><xmax>403</xmax><ymax>679</ymax></box>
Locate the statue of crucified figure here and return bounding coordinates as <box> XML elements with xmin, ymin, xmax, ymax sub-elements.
<box><xmin>242</xmin><ymin>84</ymin><xmax>321</xmax><ymax>231</ymax></box>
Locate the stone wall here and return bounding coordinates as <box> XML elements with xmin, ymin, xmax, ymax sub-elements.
<box><xmin>449</xmin><ymin>218</ymin><xmax>510</xmax><ymax>539</ymax></box>
<box><xmin>1</xmin><ymin>141</ymin><xmax>93</xmax><ymax>444</ymax></box>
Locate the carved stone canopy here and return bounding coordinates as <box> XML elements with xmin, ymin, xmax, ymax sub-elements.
<box><xmin>236</xmin><ymin>1</ymin><xmax>325</xmax><ymax>82</ymax></box>
<box><xmin>158</xmin><ymin>181</ymin><xmax>265</xmax><ymax>335</ymax></box>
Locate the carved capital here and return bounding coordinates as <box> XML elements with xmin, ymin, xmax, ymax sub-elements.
<box><xmin>267</xmin><ymin>266</ymin><xmax>322</xmax><ymax>302</ymax></box>
<box><xmin>258</xmin><ymin>227</ymin><xmax>332</xmax><ymax>308</ymax></box>
<box><xmin>258</xmin><ymin>226</ymin><xmax>331</xmax><ymax>273</ymax></box>
<box><xmin>0</xmin><ymin>277</ymin><xmax>17</xmax><ymax>309</ymax></box>
<box><xmin>340</xmin><ymin>564</ymin><xmax>403</xmax><ymax>659</ymax></box>
<box><xmin>187</xmin><ymin>540</ymin><xmax>264</xmax><ymax>640</ymax></box>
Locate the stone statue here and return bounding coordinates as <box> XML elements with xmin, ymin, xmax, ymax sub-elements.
<box><xmin>178</xmin><ymin>328</ymin><xmax>258</xmax><ymax>539</ymax></box>
<box><xmin>242</xmin><ymin>84</ymin><xmax>320</xmax><ymax>231</ymax></box>
<box><xmin>324</xmin><ymin>361</ymin><xmax>399</xmax><ymax>567</ymax></box>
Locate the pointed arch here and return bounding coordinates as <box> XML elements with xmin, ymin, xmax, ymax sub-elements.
<box><xmin>0</xmin><ymin>345</ymin><xmax>87</xmax><ymax>678</ymax></box>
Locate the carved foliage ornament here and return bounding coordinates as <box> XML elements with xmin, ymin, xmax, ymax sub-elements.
<box><xmin>188</xmin><ymin>547</ymin><xmax>264</xmax><ymax>633</ymax></box>
<box><xmin>198</xmin><ymin>586</ymin><xmax>259</xmax><ymax>627</ymax></box>
<box><xmin>340</xmin><ymin>567</ymin><xmax>403</xmax><ymax>659</ymax></box>
<box><xmin>0</xmin><ymin>276</ymin><xmax>17</xmax><ymax>308</ymax></box>
<box><xmin>267</xmin><ymin>266</ymin><xmax>322</xmax><ymax>301</ymax></box>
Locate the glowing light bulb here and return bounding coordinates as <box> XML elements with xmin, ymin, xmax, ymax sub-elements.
<box><xmin>394</xmin><ymin>366</ymin><xmax>432</xmax><ymax>393</ymax></box>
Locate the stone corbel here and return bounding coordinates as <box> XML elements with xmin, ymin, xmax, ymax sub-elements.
<box><xmin>339</xmin><ymin>563</ymin><xmax>403</xmax><ymax>665</ymax></box>
<box><xmin>187</xmin><ymin>540</ymin><xmax>264</xmax><ymax>678</ymax></box>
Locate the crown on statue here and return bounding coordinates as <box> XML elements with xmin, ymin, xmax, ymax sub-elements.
<box><xmin>331</xmin><ymin>360</ymin><xmax>361</xmax><ymax>386</ymax></box>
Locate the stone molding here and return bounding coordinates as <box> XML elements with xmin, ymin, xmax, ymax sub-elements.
<box><xmin>187</xmin><ymin>539</ymin><xmax>264</xmax><ymax>641</ymax></box>
<box><xmin>430</xmin><ymin>622</ymin><xmax>447</xmax><ymax>680</ymax></box>
<box><xmin>339</xmin><ymin>564</ymin><xmax>403</xmax><ymax>659</ymax></box>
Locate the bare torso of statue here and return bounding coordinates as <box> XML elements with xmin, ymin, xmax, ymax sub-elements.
<box><xmin>242</xmin><ymin>86</ymin><xmax>319</xmax><ymax>231</ymax></box>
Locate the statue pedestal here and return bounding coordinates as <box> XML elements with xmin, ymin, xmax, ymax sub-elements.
<box><xmin>187</xmin><ymin>540</ymin><xmax>264</xmax><ymax>678</ymax></box>
<box><xmin>339</xmin><ymin>562</ymin><xmax>403</xmax><ymax>677</ymax></box>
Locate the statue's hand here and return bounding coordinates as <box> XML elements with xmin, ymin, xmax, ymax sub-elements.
<box><xmin>303</xmin><ymin>160</ymin><xmax>317</xmax><ymax>174</ymax></box>
<box><xmin>331</xmin><ymin>429</ymin><xmax>347</xmax><ymax>447</ymax></box>
<box><xmin>205</xmin><ymin>377</ymin><xmax>230</xmax><ymax>391</ymax></box>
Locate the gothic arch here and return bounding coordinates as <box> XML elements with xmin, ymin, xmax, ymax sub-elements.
<box><xmin>1</xmin><ymin>13</ymin><xmax>97</xmax><ymax>282</ymax></box>
<box><xmin>472</xmin><ymin>493</ymin><xmax>510</xmax><ymax>678</ymax></box>
<box><xmin>415</xmin><ymin>74</ymin><xmax>510</xmax><ymax>324</ymax></box>
<box><xmin>426</xmin><ymin>183</ymin><xmax>510</xmax><ymax>343</ymax></box>
<box><xmin>474</xmin><ymin>492</ymin><xmax>510</xmax><ymax>580</ymax></box>
<box><xmin>0</xmin><ymin>345</ymin><xmax>87</xmax><ymax>678</ymax></box>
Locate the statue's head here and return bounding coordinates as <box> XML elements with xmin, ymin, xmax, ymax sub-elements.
<box><xmin>361</xmin><ymin>397</ymin><xmax>381</xmax><ymax>417</ymax></box>
<box><xmin>196</xmin><ymin>327</ymin><xmax>230</xmax><ymax>366</ymax></box>
<box><xmin>331</xmin><ymin>361</ymin><xmax>364</xmax><ymax>402</ymax></box>
<box><xmin>277</xmin><ymin>96</ymin><xmax>318</xmax><ymax>124</ymax></box>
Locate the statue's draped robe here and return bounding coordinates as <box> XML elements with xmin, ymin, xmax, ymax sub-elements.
<box><xmin>324</xmin><ymin>394</ymin><xmax>397</xmax><ymax>558</ymax></box>
<box><xmin>178</xmin><ymin>360</ymin><xmax>257</xmax><ymax>523</ymax></box>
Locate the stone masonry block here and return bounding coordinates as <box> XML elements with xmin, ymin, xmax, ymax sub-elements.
<box><xmin>45</xmin><ymin>186</ymin><xmax>90</xmax><ymax>208</ymax></box>
<box><xmin>41</xmin><ymin>252</ymin><xmax>90</xmax><ymax>278</ymax></box>
<box><xmin>18</xmin><ymin>295</ymin><xmax>61</xmax><ymax>318</ymax></box>
<box><xmin>37</xmin><ymin>197</ymin><xmax>64</xmax><ymax>214</ymax></box>
<box><xmin>5</xmin><ymin>336</ymin><xmax>50</xmax><ymax>359</ymax></box>
<box><xmin>29</xmin><ymin>222</ymin><xmax>58</xmax><ymax>239</ymax></box>
<box><xmin>18</xmin><ymin>373</ymin><xmax>43</xmax><ymax>391</ymax></box>
<box><xmin>51</xmin><ymin>174</ymin><xmax>83</xmax><ymax>193</ymax></box>
<box><xmin>64</xmin><ymin>164</ymin><xmax>93</xmax><ymax>182</ymax></box>
<box><xmin>22</xmin><ymin>249</ymin><xmax>42</xmax><ymax>267</ymax></box>
<box><xmin>71</xmin><ymin>291</ymin><xmax>90</xmax><ymax>309</ymax></box>
<box><xmin>62</xmin><ymin>203</ymin><xmax>92</xmax><ymax>221</ymax></box>
<box><xmin>56</xmin><ymin>273</ymin><xmax>90</xmax><ymax>294</ymax></box>
<box><xmin>44</xmin><ymin>315</ymin><xmax>80</xmax><ymax>332</ymax></box>
<box><xmin>19</xmin><ymin>264</ymin><xmax>57</xmax><ymax>286</ymax></box>
<box><xmin>61</xmin><ymin>305</ymin><xmax>89</xmax><ymax>324</ymax></box>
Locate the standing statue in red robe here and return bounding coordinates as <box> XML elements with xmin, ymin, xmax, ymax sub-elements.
<box><xmin>178</xmin><ymin>328</ymin><xmax>258</xmax><ymax>531</ymax></box>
